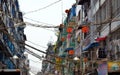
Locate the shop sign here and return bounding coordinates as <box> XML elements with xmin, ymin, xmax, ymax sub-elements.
<box><xmin>108</xmin><ymin>61</ymin><xmax>120</xmax><ymax>72</ymax></box>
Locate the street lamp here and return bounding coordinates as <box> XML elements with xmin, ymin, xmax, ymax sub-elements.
<box><xmin>12</xmin><ymin>55</ymin><xmax>19</xmax><ymax>69</ymax></box>
<box><xmin>73</xmin><ymin>57</ymin><xmax>80</xmax><ymax>61</ymax></box>
<box><xmin>73</xmin><ymin>56</ymin><xmax>80</xmax><ymax>75</ymax></box>
<box><xmin>13</xmin><ymin>55</ymin><xmax>19</xmax><ymax>59</ymax></box>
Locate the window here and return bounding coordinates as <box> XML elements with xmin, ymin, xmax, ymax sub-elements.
<box><xmin>92</xmin><ymin>0</ymin><xmax>98</xmax><ymax>7</ymax></box>
<box><xmin>78</xmin><ymin>10</ymin><xmax>80</xmax><ymax>21</ymax></box>
<box><xmin>112</xmin><ymin>0</ymin><xmax>120</xmax><ymax>18</ymax></box>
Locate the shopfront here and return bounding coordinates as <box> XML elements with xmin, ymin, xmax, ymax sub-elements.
<box><xmin>108</xmin><ymin>61</ymin><xmax>120</xmax><ymax>75</ymax></box>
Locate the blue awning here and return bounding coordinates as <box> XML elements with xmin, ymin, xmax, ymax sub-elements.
<box><xmin>64</xmin><ymin>48</ymin><xmax>74</xmax><ymax>52</ymax></box>
<box><xmin>83</xmin><ymin>42</ymin><xmax>99</xmax><ymax>51</ymax></box>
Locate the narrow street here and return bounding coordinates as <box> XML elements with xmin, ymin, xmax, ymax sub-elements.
<box><xmin>0</xmin><ymin>0</ymin><xmax>120</xmax><ymax>75</ymax></box>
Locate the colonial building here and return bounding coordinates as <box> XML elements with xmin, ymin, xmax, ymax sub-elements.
<box><xmin>76</xmin><ymin>0</ymin><xmax>120</xmax><ymax>74</ymax></box>
<box><xmin>0</xmin><ymin>0</ymin><xmax>29</xmax><ymax>75</ymax></box>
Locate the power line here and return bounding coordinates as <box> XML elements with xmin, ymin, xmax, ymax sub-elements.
<box><xmin>25</xmin><ymin>48</ymin><xmax>42</xmax><ymax>60</ymax></box>
<box><xmin>25</xmin><ymin>47</ymin><xmax>67</xmax><ymax>68</ymax></box>
<box><xmin>24</xmin><ymin>0</ymin><xmax>62</xmax><ymax>15</ymax></box>
<box><xmin>1</xmin><ymin>18</ymin><xmax>120</xmax><ymax>31</ymax></box>
<box><xmin>24</xmin><ymin>17</ymin><xmax>55</xmax><ymax>26</ymax></box>
<box><xmin>24</xmin><ymin>17</ymin><xmax>57</xmax><ymax>32</ymax></box>
<box><xmin>0</xmin><ymin>12</ymin><xmax>57</xmax><ymax>32</ymax></box>
<box><xmin>24</xmin><ymin>43</ymin><xmax>74</xmax><ymax>62</ymax></box>
<box><xmin>25</xmin><ymin>43</ymin><xmax>47</xmax><ymax>54</ymax></box>
<box><xmin>0</xmin><ymin>21</ymin><xmax>58</xmax><ymax>32</ymax></box>
<box><xmin>25</xmin><ymin>22</ymin><xmax>59</xmax><ymax>28</ymax></box>
<box><xmin>29</xmin><ymin>59</ymin><xmax>42</xmax><ymax>63</ymax></box>
<box><xmin>26</xmin><ymin>40</ymin><xmax>47</xmax><ymax>49</ymax></box>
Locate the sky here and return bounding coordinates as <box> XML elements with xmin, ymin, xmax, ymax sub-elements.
<box><xmin>18</xmin><ymin>0</ymin><xmax>76</xmax><ymax>74</ymax></box>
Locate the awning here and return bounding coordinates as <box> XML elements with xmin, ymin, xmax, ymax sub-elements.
<box><xmin>95</xmin><ymin>36</ymin><xmax>107</xmax><ymax>42</ymax></box>
<box><xmin>64</xmin><ymin>48</ymin><xmax>74</xmax><ymax>52</ymax></box>
<box><xmin>83</xmin><ymin>42</ymin><xmax>99</xmax><ymax>51</ymax></box>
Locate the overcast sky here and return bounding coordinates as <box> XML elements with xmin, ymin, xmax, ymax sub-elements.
<box><xmin>18</xmin><ymin>0</ymin><xmax>76</xmax><ymax>74</ymax></box>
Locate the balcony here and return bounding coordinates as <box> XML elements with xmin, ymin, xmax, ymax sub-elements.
<box><xmin>2</xmin><ymin>34</ymin><xmax>15</xmax><ymax>57</ymax></box>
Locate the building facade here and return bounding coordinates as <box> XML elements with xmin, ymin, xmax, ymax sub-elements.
<box><xmin>0</xmin><ymin>0</ymin><xmax>29</xmax><ymax>75</ymax></box>
<box><xmin>77</xmin><ymin>0</ymin><xmax>120</xmax><ymax>74</ymax></box>
<box><xmin>41</xmin><ymin>0</ymin><xmax>120</xmax><ymax>75</ymax></box>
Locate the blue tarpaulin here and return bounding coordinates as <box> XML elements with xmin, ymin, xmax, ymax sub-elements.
<box><xmin>83</xmin><ymin>42</ymin><xmax>99</xmax><ymax>51</ymax></box>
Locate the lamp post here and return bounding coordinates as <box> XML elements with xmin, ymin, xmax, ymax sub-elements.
<box><xmin>13</xmin><ymin>55</ymin><xmax>19</xmax><ymax>69</ymax></box>
<box><xmin>13</xmin><ymin>55</ymin><xmax>19</xmax><ymax>59</ymax></box>
<box><xmin>73</xmin><ymin>56</ymin><xmax>80</xmax><ymax>75</ymax></box>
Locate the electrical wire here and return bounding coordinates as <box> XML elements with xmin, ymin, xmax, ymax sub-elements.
<box><xmin>1</xmin><ymin>18</ymin><xmax>120</xmax><ymax>31</ymax></box>
<box><xmin>23</xmin><ymin>17</ymin><xmax>58</xmax><ymax>32</ymax></box>
<box><xmin>24</xmin><ymin>17</ymin><xmax>57</xmax><ymax>31</ymax></box>
<box><xmin>25</xmin><ymin>47</ymin><xmax>67</xmax><ymax>68</ymax></box>
<box><xmin>25</xmin><ymin>43</ymin><xmax>47</xmax><ymax>54</ymax></box>
<box><xmin>0</xmin><ymin>14</ymin><xmax>57</xmax><ymax>33</ymax></box>
<box><xmin>0</xmin><ymin>22</ymin><xmax>26</xmax><ymax>30</ymax></box>
<box><xmin>24</xmin><ymin>17</ymin><xmax>55</xmax><ymax>26</ymax></box>
<box><xmin>25</xmin><ymin>22</ymin><xmax>59</xmax><ymax>28</ymax></box>
<box><xmin>24</xmin><ymin>42</ymin><xmax>74</xmax><ymax>62</ymax></box>
<box><xmin>24</xmin><ymin>0</ymin><xmax>62</xmax><ymax>15</ymax></box>
<box><xmin>26</xmin><ymin>40</ymin><xmax>47</xmax><ymax>49</ymax></box>
<box><xmin>0</xmin><ymin>21</ymin><xmax>58</xmax><ymax>32</ymax></box>
<box><xmin>29</xmin><ymin>59</ymin><xmax>42</xmax><ymax>63</ymax></box>
<box><xmin>25</xmin><ymin>48</ymin><xmax>42</xmax><ymax>60</ymax></box>
<box><xmin>25</xmin><ymin>49</ymin><xmax>41</xmax><ymax>58</ymax></box>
